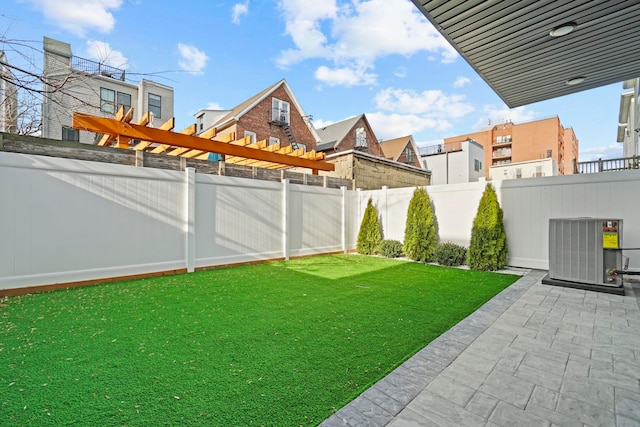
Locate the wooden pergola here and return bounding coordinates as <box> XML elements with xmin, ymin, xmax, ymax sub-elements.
<box><xmin>72</xmin><ymin>108</ymin><xmax>334</xmax><ymax>174</ymax></box>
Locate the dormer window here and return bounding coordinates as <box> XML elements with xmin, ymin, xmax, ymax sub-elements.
<box><xmin>355</xmin><ymin>127</ymin><xmax>367</xmax><ymax>148</ymax></box>
<box><xmin>272</xmin><ymin>98</ymin><xmax>290</xmax><ymax>124</ymax></box>
<box><xmin>406</xmin><ymin>147</ymin><xmax>413</xmax><ymax>163</ymax></box>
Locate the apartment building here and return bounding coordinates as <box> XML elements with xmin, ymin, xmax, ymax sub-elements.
<box><xmin>444</xmin><ymin>117</ymin><xmax>578</xmax><ymax>177</ymax></box>
<box><xmin>420</xmin><ymin>139</ymin><xmax>484</xmax><ymax>185</ymax></box>
<box><xmin>42</xmin><ymin>37</ymin><xmax>174</xmax><ymax>144</ymax></box>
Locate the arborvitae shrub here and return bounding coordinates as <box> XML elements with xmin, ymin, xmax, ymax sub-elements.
<box><xmin>357</xmin><ymin>198</ymin><xmax>382</xmax><ymax>255</ymax></box>
<box><xmin>403</xmin><ymin>187</ymin><xmax>437</xmax><ymax>262</ymax></box>
<box><xmin>379</xmin><ymin>239</ymin><xmax>404</xmax><ymax>258</ymax></box>
<box><xmin>434</xmin><ymin>242</ymin><xmax>467</xmax><ymax>266</ymax></box>
<box><xmin>467</xmin><ymin>184</ymin><xmax>508</xmax><ymax>271</ymax></box>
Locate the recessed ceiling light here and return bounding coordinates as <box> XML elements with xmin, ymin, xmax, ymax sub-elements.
<box><xmin>566</xmin><ymin>77</ymin><xmax>586</xmax><ymax>86</ymax></box>
<box><xmin>550</xmin><ymin>22</ymin><xmax>577</xmax><ymax>37</ymax></box>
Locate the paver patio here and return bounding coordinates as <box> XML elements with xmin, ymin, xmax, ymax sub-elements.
<box><xmin>322</xmin><ymin>270</ymin><xmax>640</xmax><ymax>426</ymax></box>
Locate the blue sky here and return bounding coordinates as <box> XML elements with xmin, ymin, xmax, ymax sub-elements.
<box><xmin>1</xmin><ymin>0</ymin><xmax>623</xmax><ymax>160</ymax></box>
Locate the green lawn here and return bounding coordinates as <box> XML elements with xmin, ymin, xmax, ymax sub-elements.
<box><xmin>0</xmin><ymin>255</ymin><xmax>519</xmax><ymax>426</ymax></box>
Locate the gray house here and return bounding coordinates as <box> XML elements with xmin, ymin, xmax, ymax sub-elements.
<box><xmin>41</xmin><ymin>37</ymin><xmax>174</xmax><ymax>144</ymax></box>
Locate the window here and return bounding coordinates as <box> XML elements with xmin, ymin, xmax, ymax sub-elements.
<box><xmin>196</xmin><ymin>114</ymin><xmax>204</xmax><ymax>132</ymax></box>
<box><xmin>117</xmin><ymin>92</ymin><xmax>131</xmax><ymax>113</ymax></box>
<box><xmin>355</xmin><ymin>127</ymin><xmax>367</xmax><ymax>148</ymax></box>
<box><xmin>546</xmin><ymin>149</ymin><xmax>552</xmax><ymax>158</ymax></box>
<box><xmin>272</xmin><ymin>98</ymin><xmax>290</xmax><ymax>124</ymax></box>
<box><xmin>535</xmin><ymin>165</ymin><xmax>543</xmax><ymax>177</ymax></box>
<box><xmin>516</xmin><ymin>168</ymin><xmax>522</xmax><ymax>179</ymax></box>
<box><xmin>148</xmin><ymin>93</ymin><xmax>162</xmax><ymax>119</ymax></box>
<box><xmin>100</xmin><ymin>88</ymin><xmax>115</xmax><ymax>114</ymax></box>
<box><xmin>244</xmin><ymin>130</ymin><xmax>256</xmax><ymax>144</ymax></box>
<box><xmin>269</xmin><ymin>136</ymin><xmax>280</xmax><ymax>146</ymax></box>
<box><xmin>474</xmin><ymin>159</ymin><xmax>482</xmax><ymax>172</ymax></box>
<box><xmin>101</xmin><ymin>88</ymin><xmax>131</xmax><ymax>114</ymax></box>
<box><xmin>405</xmin><ymin>147</ymin><xmax>413</xmax><ymax>163</ymax></box>
<box><xmin>62</xmin><ymin>126</ymin><xmax>79</xmax><ymax>142</ymax></box>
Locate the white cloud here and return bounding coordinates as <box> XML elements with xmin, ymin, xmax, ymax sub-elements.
<box><xmin>24</xmin><ymin>0</ymin><xmax>122</xmax><ymax>36</ymax></box>
<box><xmin>314</xmin><ymin>65</ymin><xmax>376</xmax><ymax>87</ymax></box>
<box><xmin>205</xmin><ymin>102</ymin><xmax>224</xmax><ymax>110</ymax></box>
<box><xmin>232</xmin><ymin>1</ymin><xmax>249</xmax><ymax>24</ymax></box>
<box><xmin>393</xmin><ymin>67</ymin><xmax>407</xmax><ymax>78</ymax></box>
<box><xmin>374</xmin><ymin>88</ymin><xmax>474</xmax><ymax>118</ymax></box>
<box><xmin>367</xmin><ymin>112</ymin><xmax>450</xmax><ymax>140</ymax></box>
<box><xmin>276</xmin><ymin>0</ymin><xmax>457</xmax><ymax>86</ymax></box>
<box><xmin>472</xmin><ymin>105</ymin><xmax>537</xmax><ymax>130</ymax></box>
<box><xmin>579</xmin><ymin>144</ymin><xmax>623</xmax><ymax>162</ymax></box>
<box><xmin>453</xmin><ymin>77</ymin><xmax>470</xmax><ymax>88</ymax></box>
<box><xmin>365</xmin><ymin>87</ymin><xmax>475</xmax><ymax>140</ymax></box>
<box><xmin>313</xmin><ymin>118</ymin><xmax>336</xmax><ymax>129</ymax></box>
<box><xmin>177</xmin><ymin>43</ymin><xmax>208</xmax><ymax>74</ymax></box>
<box><xmin>85</xmin><ymin>40</ymin><xmax>128</xmax><ymax>69</ymax></box>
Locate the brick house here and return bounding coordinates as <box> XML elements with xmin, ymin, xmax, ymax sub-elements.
<box><xmin>194</xmin><ymin>79</ymin><xmax>320</xmax><ymax>159</ymax></box>
<box><xmin>379</xmin><ymin>135</ymin><xmax>423</xmax><ymax>169</ymax></box>
<box><xmin>316</xmin><ymin>114</ymin><xmax>384</xmax><ymax>157</ymax></box>
<box><xmin>316</xmin><ymin>115</ymin><xmax>430</xmax><ymax>189</ymax></box>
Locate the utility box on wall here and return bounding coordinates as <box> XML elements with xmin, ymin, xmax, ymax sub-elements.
<box><xmin>545</xmin><ymin>218</ymin><xmax>623</xmax><ymax>294</ymax></box>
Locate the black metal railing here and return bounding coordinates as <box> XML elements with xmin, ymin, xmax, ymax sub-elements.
<box><xmin>574</xmin><ymin>155</ymin><xmax>640</xmax><ymax>174</ymax></box>
<box><xmin>419</xmin><ymin>140</ymin><xmax>462</xmax><ymax>156</ymax></box>
<box><xmin>71</xmin><ymin>56</ymin><xmax>125</xmax><ymax>81</ymax></box>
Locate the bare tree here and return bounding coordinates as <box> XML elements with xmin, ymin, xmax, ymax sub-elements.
<box><xmin>1</xmin><ymin>16</ymin><xmax>180</xmax><ymax>140</ymax></box>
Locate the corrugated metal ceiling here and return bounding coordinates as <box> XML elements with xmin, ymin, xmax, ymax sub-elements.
<box><xmin>412</xmin><ymin>0</ymin><xmax>640</xmax><ymax>107</ymax></box>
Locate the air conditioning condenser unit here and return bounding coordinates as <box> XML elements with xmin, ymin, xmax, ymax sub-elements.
<box><xmin>542</xmin><ymin>218</ymin><xmax>624</xmax><ymax>295</ymax></box>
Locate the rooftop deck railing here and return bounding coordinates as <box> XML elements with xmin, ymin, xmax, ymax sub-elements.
<box><xmin>71</xmin><ymin>56</ymin><xmax>126</xmax><ymax>81</ymax></box>
<box><xmin>574</xmin><ymin>155</ymin><xmax>640</xmax><ymax>174</ymax></box>
<box><xmin>419</xmin><ymin>140</ymin><xmax>462</xmax><ymax>156</ymax></box>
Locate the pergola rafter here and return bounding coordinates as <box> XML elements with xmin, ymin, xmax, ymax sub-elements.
<box><xmin>72</xmin><ymin>112</ymin><xmax>334</xmax><ymax>173</ymax></box>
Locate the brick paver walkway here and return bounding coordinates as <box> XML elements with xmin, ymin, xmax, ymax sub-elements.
<box><xmin>321</xmin><ymin>270</ymin><xmax>640</xmax><ymax>426</ymax></box>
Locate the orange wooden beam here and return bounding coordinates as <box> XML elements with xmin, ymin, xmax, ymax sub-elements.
<box><xmin>73</xmin><ymin>113</ymin><xmax>334</xmax><ymax>172</ymax></box>
<box><xmin>134</xmin><ymin>117</ymin><xmax>176</xmax><ymax>151</ymax></box>
<box><xmin>97</xmin><ymin>107</ymin><xmax>134</xmax><ymax>147</ymax></box>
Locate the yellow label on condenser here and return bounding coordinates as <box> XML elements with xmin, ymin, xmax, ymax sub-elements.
<box><xmin>603</xmin><ymin>233</ymin><xmax>619</xmax><ymax>249</ymax></box>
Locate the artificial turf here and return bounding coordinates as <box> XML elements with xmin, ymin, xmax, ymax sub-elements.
<box><xmin>0</xmin><ymin>254</ymin><xmax>519</xmax><ymax>426</ymax></box>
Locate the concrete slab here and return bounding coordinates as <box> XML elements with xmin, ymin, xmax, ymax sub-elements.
<box><xmin>320</xmin><ymin>271</ymin><xmax>640</xmax><ymax>426</ymax></box>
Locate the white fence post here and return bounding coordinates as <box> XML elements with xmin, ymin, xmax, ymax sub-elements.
<box><xmin>282</xmin><ymin>178</ymin><xmax>290</xmax><ymax>261</ymax></box>
<box><xmin>341</xmin><ymin>186</ymin><xmax>347</xmax><ymax>254</ymax></box>
<box><xmin>185</xmin><ymin>167</ymin><xmax>196</xmax><ymax>273</ymax></box>
<box><xmin>381</xmin><ymin>185</ymin><xmax>388</xmax><ymax>237</ymax></box>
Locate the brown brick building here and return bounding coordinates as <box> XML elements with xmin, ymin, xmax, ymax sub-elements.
<box><xmin>316</xmin><ymin>114</ymin><xmax>384</xmax><ymax>157</ymax></box>
<box><xmin>194</xmin><ymin>79</ymin><xmax>320</xmax><ymax>157</ymax></box>
<box><xmin>379</xmin><ymin>135</ymin><xmax>423</xmax><ymax>169</ymax></box>
<box><xmin>444</xmin><ymin>117</ymin><xmax>578</xmax><ymax>177</ymax></box>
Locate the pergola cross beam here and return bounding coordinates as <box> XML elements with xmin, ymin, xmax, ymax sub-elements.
<box><xmin>72</xmin><ymin>113</ymin><xmax>334</xmax><ymax>172</ymax></box>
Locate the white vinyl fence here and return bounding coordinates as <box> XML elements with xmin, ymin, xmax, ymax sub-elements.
<box><xmin>3</xmin><ymin>150</ymin><xmax>639</xmax><ymax>293</ymax></box>
<box><xmin>360</xmin><ymin>170</ymin><xmax>640</xmax><ymax>270</ymax></box>
<box><xmin>0</xmin><ymin>152</ymin><xmax>356</xmax><ymax>292</ymax></box>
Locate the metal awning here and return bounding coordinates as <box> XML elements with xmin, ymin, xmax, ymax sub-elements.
<box><xmin>411</xmin><ymin>0</ymin><xmax>640</xmax><ymax>107</ymax></box>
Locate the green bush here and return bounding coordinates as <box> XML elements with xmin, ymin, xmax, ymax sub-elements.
<box><xmin>379</xmin><ymin>239</ymin><xmax>404</xmax><ymax>258</ymax></box>
<box><xmin>403</xmin><ymin>187</ymin><xmax>438</xmax><ymax>262</ymax></box>
<box><xmin>467</xmin><ymin>184</ymin><xmax>508</xmax><ymax>271</ymax></box>
<box><xmin>434</xmin><ymin>242</ymin><xmax>467</xmax><ymax>266</ymax></box>
<box><xmin>357</xmin><ymin>198</ymin><xmax>382</xmax><ymax>255</ymax></box>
